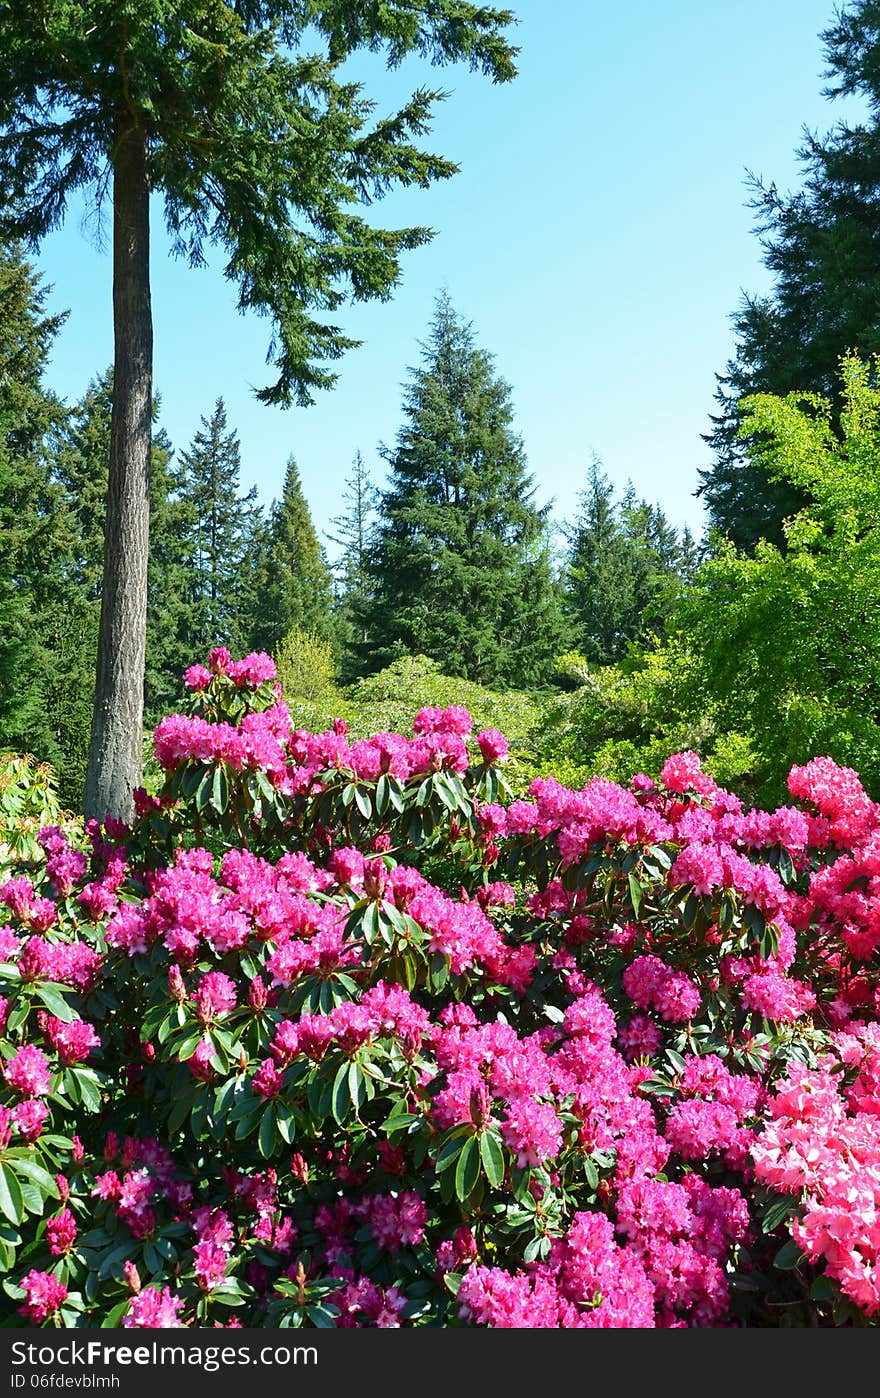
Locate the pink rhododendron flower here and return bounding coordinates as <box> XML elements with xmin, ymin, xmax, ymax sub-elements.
<box><xmin>5</xmin><ymin>1044</ymin><xmax>51</xmax><ymax>1096</ymax></box>
<box><xmin>123</xmin><ymin>1286</ymin><xmax>186</xmax><ymax>1328</ymax></box>
<box><xmin>47</xmin><ymin>1209</ymin><xmax>77</xmax><ymax>1256</ymax></box>
<box><xmin>19</xmin><ymin>1270</ymin><xmax>68</xmax><ymax>1323</ymax></box>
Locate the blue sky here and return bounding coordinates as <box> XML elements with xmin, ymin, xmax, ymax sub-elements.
<box><xmin>35</xmin><ymin>0</ymin><xmax>861</xmax><ymax>557</ymax></box>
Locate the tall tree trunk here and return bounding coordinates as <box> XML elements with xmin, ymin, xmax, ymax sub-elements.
<box><xmin>83</xmin><ymin>116</ymin><xmax>152</xmax><ymax>821</ymax></box>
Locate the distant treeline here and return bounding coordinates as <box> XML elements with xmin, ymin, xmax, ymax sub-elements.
<box><xmin>0</xmin><ymin>265</ymin><xmax>696</xmax><ymax>806</ymax></box>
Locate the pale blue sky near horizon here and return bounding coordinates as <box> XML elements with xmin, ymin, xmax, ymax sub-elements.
<box><xmin>34</xmin><ymin>0</ymin><xmax>863</xmax><ymax>558</ymax></box>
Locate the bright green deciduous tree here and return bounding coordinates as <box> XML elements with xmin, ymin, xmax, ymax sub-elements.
<box><xmin>678</xmin><ymin>352</ymin><xmax>880</xmax><ymax>798</ymax></box>
<box><xmin>0</xmin><ymin>0</ymin><xmax>518</xmax><ymax>817</ymax></box>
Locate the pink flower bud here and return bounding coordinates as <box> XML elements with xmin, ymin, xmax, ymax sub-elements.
<box><xmin>363</xmin><ymin>858</ymin><xmax>386</xmax><ymax>901</ymax></box>
<box><xmin>248</xmin><ymin>976</ymin><xmax>268</xmax><ymax>1012</ymax></box>
<box><xmin>290</xmin><ymin>1153</ymin><xmax>310</xmax><ymax>1184</ymax></box>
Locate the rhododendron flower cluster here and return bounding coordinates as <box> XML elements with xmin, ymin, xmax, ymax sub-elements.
<box><xmin>5</xmin><ymin>652</ymin><xmax>880</xmax><ymax>1328</ymax></box>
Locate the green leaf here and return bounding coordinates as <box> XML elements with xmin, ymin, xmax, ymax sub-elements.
<box><xmin>167</xmin><ymin>1086</ymin><xmax>197</xmax><ymax>1137</ymax></box>
<box><xmin>258</xmin><ymin>1107</ymin><xmax>277</xmax><ymax>1159</ymax></box>
<box><xmin>433</xmin><ymin>1130</ymin><xmax>469</xmax><ymax>1174</ymax></box>
<box><xmin>627</xmin><ymin>873</ymin><xmax>643</xmax><ymax>919</ymax></box>
<box><xmin>762</xmin><ymin>1196</ymin><xmax>796</xmax><ymax>1234</ymax></box>
<box><xmin>773</xmin><ymin>1239</ymin><xmax>803</xmax><ymax>1271</ymax></box>
<box><xmin>306</xmin><ymin>1303</ymin><xmax>340</xmax><ymax>1328</ymax></box>
<box><xmin>362</xmin><ymin>902</ymin><xmax>379</xmax><ymax>944</ymax></box>
<box><xmin>331</xmin><ymin>1061</ymin><xmax>351</xmax><ymax>1124</ymax></box>
<box><xmin>523</xmin><ymin>1234</ymin><xmax>550</xmax><ymax>1263</ymax></box>
<box><xmin>348</xmin><ymin>1060</ymin><xmax>366</xmax><ymax>1112</ymax></box>
<box><xmin>479</xmin><ymin>1131</ymin><xmax>504</xmax><ymax>1188</ymax></box>
<box><xmin>0</xmin><ymin>1165</ymin><xmax>23</xmax><ymax>1224</ymax></box>
<box><xmin>210</xmin><ymin>764</ymin><xmax>229</xmax><ymax>815</ymax></box>
<box><xmin>175</xmin><ymin>1032</ymin><xmax>205</xmax><ymax>1061</ymax></box>
<box><xmin>97</xmin><ymin>1242</ymin><xmax>136</xmax><ymax>1281</ymax></box>
<box><xmin>143</xmin><ymin>1241</ymin><xmax>162</xmax><ymax>1275</ymax></box>
<box><xmin>429</xmin><ymin>952</ymin><xmax>449</xmax><ymax>993</ymax></box>
<box><xmin>101</xmin><ymin>1301</ymin><xmax>131</xmax><ymax>1328</ymax></box>
<box><xmin>255</xmin><ymin>769</ymin><xmax>276</xmax><ymax>804</ymax></box>
<box><xmin>760</xmin><ymin>922</ymin><xmax>780</xmax><ymax>960</ymax></box>
<box><xmin>35</xmin><ymin>983</ymin><xmax>77</xmax><ymax>1023</ymax></box>
<box><xmin>195</xmin><ymin>770</ymin><xmax>212</xmax><ymax>812</ymax></box>
<box><xmin>6</xmin><ymin>1156</ymin><xmax>59</xmax><ymax>1197</ymax></box>
<box><xmin>454</xmin><ymin>1136</ymin><xmax>480</xmax><ymax>1201</ymax></box>
<box><xmin>274</xmin><ymin>1103</ymin><xmax>295</xmax><ymax>1145</ymax></box>
<box><xmin>75</xmin><ymin>1071</ymin><xmax>102</xmax><ymax>1113</ymax></box>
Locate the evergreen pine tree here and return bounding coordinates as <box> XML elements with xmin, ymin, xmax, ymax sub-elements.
<box><xmin>0</xmin><ymin>243</ymin><xmax>73</xmax><ymax>767</ymax></box>
<box><xmin>565</xmin><ymin>461</ymin><xmax>691</xmax><ymax>663</ymax></box>
<box><xmin>700</xmin><ymin>1</ymin><xmax>880</xmax><ymax>550</ymax></box>
<box><xmin>175</xmin><ymin>399</ymin><xmax>262</xmax><ymax>663</ymax></box>
<box><xmin>53</xmin><ymin>371</ymin><xmax>195</xmax><ymax>721</ymax></box>
<box><xmin>249</xmin><ymin>456</ymin><xmax>335</xmax><ymax>656</ymax></box>
<box><xmin>360</xmin><ymin>293</ymin><xmax>562</xmax><ymax>687</ymax></box>
<box><xmin>677</xmin><ymin>525</ymin><xmax>701</xmax><ymax>582</ymax></box>
<box><xmin>327</xmin><ymin>451</ymin><xmax>378</xmax><ymax>676</ymax></box>
<box><xmin>565</xmin><ymin>461</ymin><xmax>640</xmax><ymax>665</ymax></box>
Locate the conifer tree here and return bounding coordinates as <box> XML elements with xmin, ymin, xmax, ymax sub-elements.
<box><xmin>361</xmin><ymin>293</ymin><xmax>562</xmax><ymax>686</ymax></box>
<box><xmin>0</xmin><ymin>243</ymin><xmax>71</xmax><ymax>765</ymax></box>
<box><xmin>176</xmin><ymin>399</ymin><xmax>262</xmax><ymax>664</ymax></box>
<box><xmin>565</xmin><ymin>461</ymin><xmax>691</xmax><ymax>663</ymax></box>
<box><xmin>52</xmin><ymin>371</ymin><xmax>194</xmax><ymax>721</ymax></box>
<box><xmin>249</xmin><ymin>457</ymin><xmax>335</xmax><ymax>656</ymax></box>
<box><xmin>327</xmin><ymin>451</ymin><xmax>378</xmax><ymax>676</ymax></box>
<box><xmin>565</xmin><ymin>461</ymin><xmax>640</xmax><ymax>665</ymax></box>
<box><xmin>0</xmin><ymin>0</ymin><xmax>517</xmax><ymax>816</ymax></box>
<box><xmin>700</xmin><ymin>0</ymin><xmax>880</xmax><ymax>550</ymax></box>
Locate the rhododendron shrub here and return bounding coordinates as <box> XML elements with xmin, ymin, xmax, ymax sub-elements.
<box><xmin>4</xmin><ymin>652</ymin><xmax>880</xmax><ymax>1327</ymax></box>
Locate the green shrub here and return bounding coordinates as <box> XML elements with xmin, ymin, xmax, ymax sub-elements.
<box><xmin>273</xmin><ymin>626</ymin><xmax>347</xmax><ymax>730</ymax></box>
<box><xmin>0</xmin><ymin>752</ymin><xmax>71</xmax><ymax>877</ymax></box>
<box><xmin>551</xmin><ymin>650</ymin><xmax>592</xmax><ymax>690</ymax></box>
<box><xmin>529</xmin><ymin>647</ymin><xmax>760</xmax><ymax>797</ymax></box>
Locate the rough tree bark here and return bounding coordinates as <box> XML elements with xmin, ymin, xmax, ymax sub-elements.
<box><xmin>83</xmin><ymin>115</ymin><xmax>152</xmax><ymax>821</ymax></box>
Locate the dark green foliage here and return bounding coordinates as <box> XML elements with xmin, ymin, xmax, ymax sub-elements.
<box><xmin>174</xmin><ymin>399</ymin><xmax>264</xmax><ymax>672</ymax></box>
<box><xmin>248</xmin><ymin>456</ymin><xmax>336</xmax><ymax>656</ymax></box>
<box><xmin>51</xmin><ymin>372</ymin><xmax>199</xmax><ymax>726</ymax></box>
<box><xmin>564</xmin><ymin>459</ymin><xmax>692</xmax><ymax>664</ymax></box>
<box><xmin>700</xmin><ymin>0</ymin><xmax>880</xmax><ymax>550</ymax></box>
<box><xmin>359</xmin><ymin>293</ymin><xmax>563</xmax><ymax>687</ymax></box>
<box><xmin>0</xmin><ymin>1</ymin><xmax>517</xmax><ymax>408</ymax></box>
<box><xmin>0</xmin><ymin>242</ymin><xmax>91</xmax><ymax>805</ymax></box>
<box><xmin>328</xmin><ymin>450</ymin><xmax>378</xmax><ymax>678</ymax></box>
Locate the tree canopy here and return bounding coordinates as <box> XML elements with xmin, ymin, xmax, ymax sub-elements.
<box><xmin>701</xmin><ymin>0</ymin><xmax>880</xmax><ymax>551</ymax></box>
